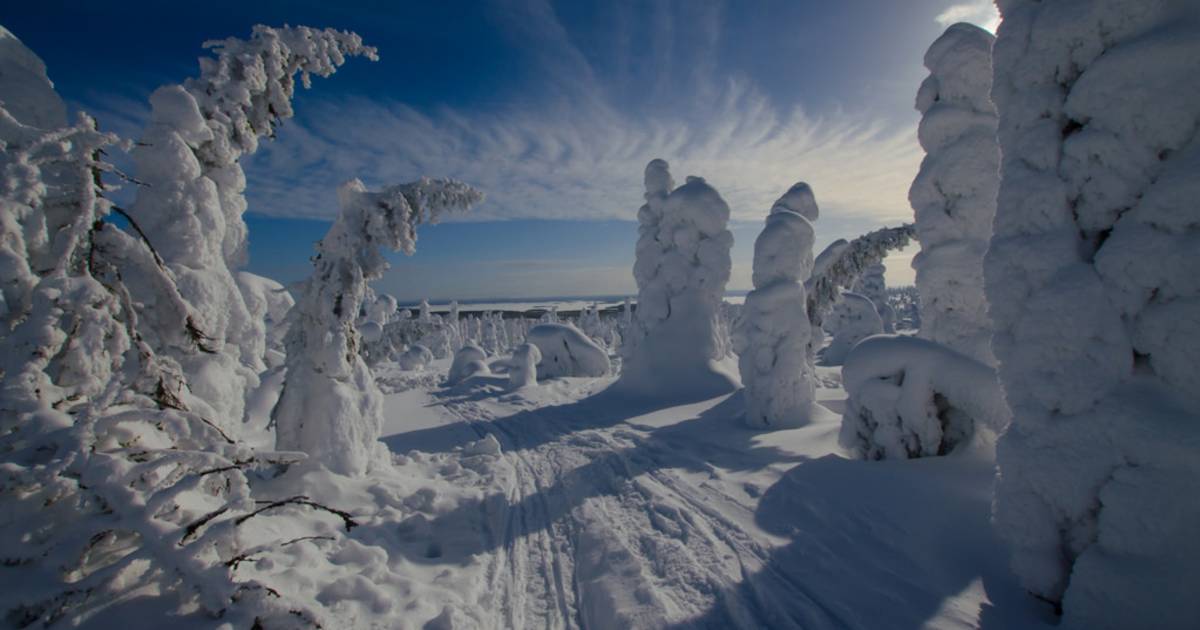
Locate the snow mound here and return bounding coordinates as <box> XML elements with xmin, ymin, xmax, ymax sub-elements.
<box><xmin>839</xmin><ymin>335</ymin><xmax>1006</xmax><ymax>460</ymax></box>
<box><xmin>398</xmin><ymin>344</ymin><xmax>434</xmax><ymax>371</ymax></box>
<box><xmin>526</xmin><ymin>323</ymin><xmax>610</xmax><ymax>378</ymax></box>
<box><xmin>448</xmin><ymin>343</ymin><xmax>489</xmax><ymax>385</ymax></box>
<box><xmin>507</xmin><ymin>342</ymin><xmax>541</xmax><ymax>389</ymax></box>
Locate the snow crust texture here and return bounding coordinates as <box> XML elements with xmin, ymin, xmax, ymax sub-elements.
<box><xmin>732</xmin><ymin>183</ymin><xmax>818</xmax><ymax>429</ymax></box>
<box><xmin>911</xmin><ymin>23</ymin><xmax>999</xmax><ymax>365</ymax></box>
<box><xmin>618</xmin><ymin>160</ymin><xmax>738</xmax><ymax>401</ymax></box>
<box><xmin>987</xmin><ymin>2</ymin><xmax>1200</xmax><ymax>625</ymax></box>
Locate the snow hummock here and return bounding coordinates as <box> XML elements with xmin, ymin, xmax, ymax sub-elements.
<box><xmin>525</xmin><ymin>323</ymin><xmax>610</xmax><ymax>378</ymax></box>
<box><xmin>987</xmin><ymin>2</ymin><xmax>1200</xmax><ymax>625</ymax></box>
<box><xmin>819</xmin><ymin>291</ymin><xmax>882</xmax><ymax>366</ymax></box>
<box><xmin>732</xmin><ymin>183</ymin><xmax>819</xmax><ymax>429</ymax></box>
<box><xmin>617</xmin><ymin>160</ymin><xmax>738</xmax><ymax>402</ymax></box>
<box><xmin>911</xmin><ymin>22</ymin><xmax>998</xmax><ymax>365</ymax></box>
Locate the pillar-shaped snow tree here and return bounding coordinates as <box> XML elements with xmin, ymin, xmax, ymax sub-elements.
<box><xmin>274</xmin><ymin>178</ymin><xmax>482</xmax><ymax>476</ymax></box>
<box><xmin>127</xmin><ymin>26</ymin><xmax>376</xmax><ymax>427</ymax></box>
<box><xmin>617</xmin><ymin>159</ymin><xmax>737</xmax><ymax>401</ymax></box>
<box><xmin>852</xmin><ymin>262</ymin><xmax>894</xmax><ymax>334</ymax></box>
<box><xmin>987</xmin><ymin>2</ymin><xmax>1200</xmax><ymax>626</ymax></box>
<box><xmin>910</xmin><ymin>22</ymin><xmax>998</xmax><ymax>365</ymax></box>
<box><xmin>732</xmin><ymin>183</ymin><xmax>819</xmax><ymax>429</ymax></box>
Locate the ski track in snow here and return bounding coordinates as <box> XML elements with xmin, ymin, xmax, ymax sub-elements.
<box><xmin>421</xmin><ymin>382</ymin><xmax>842</xmax><ymax>629</ymax></box>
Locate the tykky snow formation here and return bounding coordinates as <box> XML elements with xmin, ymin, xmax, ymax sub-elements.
<box><xmin>1</xmin><ymin>6</ymin><xmax>1196</xmax><ymax>630</ymax></box>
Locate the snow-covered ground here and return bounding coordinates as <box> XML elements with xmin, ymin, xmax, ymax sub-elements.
<box><xmin>369</xmin><ymin>355</ymin><xmax>1053</xmax><ymax>629</ymax></box>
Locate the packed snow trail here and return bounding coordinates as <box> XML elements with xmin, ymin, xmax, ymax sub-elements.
<box><xmin>381</xmin><ymin>371</ymin><xmax>1051</xmax><ymax>629</ymax></box>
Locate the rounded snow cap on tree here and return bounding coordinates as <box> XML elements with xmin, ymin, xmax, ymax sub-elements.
<box><xmin>644</xmin><ymin>159</ymin><xmax>674</xmax><ymax>196</ymax></box>
<box><xmin>770</xmin><ymin>182</ymin><xmax>819</xmax><ymax>221</ymax></box>
<box><xmin>666</xmin><ymin>176</ymin><xmax>732</xmax><ymax>236</ymax></box>
<box><xmin>149</xmin><ymin>85</ymin><xmax>212</xmax><ymax>146</ymax></box>
<box><xmin>916</xmin><ymin>23</ymin><xmax>994</xmax><ymax>114</ymax></box>
<box><xmin>752</xmin><ymin>210</ymin><xmax>816</xmax><ymax>288</ymax></box>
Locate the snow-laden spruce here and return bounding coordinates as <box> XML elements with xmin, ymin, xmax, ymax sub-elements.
<box><xmin>526</xmin><ymin>322</ymin><xmax>610</xmax><ymax>378</ymax></box>
<box><xmin>805</xmin><ymin>224</ymin><xmax>914</xmax><ymax>330</ymax></box>
<box><xmin>125</xmin><ymin>26</ymin><xmax>376</xmax><ymax>430</ymax></box>
<box><xmin>448</xmin><ymin>342</ymin><xmax>490</xmax><ymax>385</ymax></box>
<box><xmin>852</xmin><ymin>262</ymin><xmax>894</xmax><ymax>334</ymax></box>
<box><xmin>507</xmin><ymin>342</ymin><xmax>542</xmax><ymax>389</ymax></box>
<box><xmin>617</xmin><ymin>159</ymin><xmax>738</xmax><ymax>401</ymax></box>
<box><xmin>732</xmin><ymin>183</ymin><xmax>819</xmax><ymax>429</ymax></box>
<box><xmin>910</xmin><ymin>22</ymin><xmax>998</xmax><ymax>365</ymax></box>
<box><xmin>987</xmin><ymin>2</ymin><xmax>1200</xmax><ymax>626</ymax></box>
<box><xmin>839</xmin><ymin>335</ymin><xmax>1006</xmax><ymax>460</ymax></box>
<box><xmin>819</xmin><ymin>291</ymin><xmax>882</xmax><ymax>366</ymax></box>
<box><xmin>274</xmin><ymin>177</ymin><xmax>482</xmax><ymax>476</ymax></box>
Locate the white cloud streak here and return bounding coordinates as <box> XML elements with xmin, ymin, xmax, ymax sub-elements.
<box><xmin>935</xmin><ymin>1</ymin><xmax>1001</xmax><ymax>33</ymax></box>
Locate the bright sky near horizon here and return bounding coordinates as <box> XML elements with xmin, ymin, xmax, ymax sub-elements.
<box><xmin>2</xmin><ymin>0</ymin><xmax>998</xmax><ymax>301</ymax></box>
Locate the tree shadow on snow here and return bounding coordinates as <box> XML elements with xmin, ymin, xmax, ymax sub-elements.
<box><xmin>665</xmin><ymin>454</ymin><xmax>1057</xmax><ymax>629</ymax></box>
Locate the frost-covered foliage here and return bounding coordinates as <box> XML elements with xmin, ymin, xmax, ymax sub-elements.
<box><xmin>275</xmin><ymin>177</ymin><xmax>481</xmax><ymax>476</ymax></box>
<box><xmin>507</xmin><ymin>342</ymin><xmax>542</xmax><ymax>389</ymax></box>
<box><xmin>0</xmin><ymin>94</ymin><xmax>324</xmax><ymax>627</ymax></box>
<box><xmin>526</xmin><ymin>323</ymin><xmax>611</xmax><ymax>378</ymax></box>
<box><xmin>618</xmin><ymin>159</ymin><xmax>738</xmax><ymax>401</ymax></box>
<box><xmin>887</xmin><ymin>286</ymin><xmax>921</xmax><ymax>331</ymax></box>
<box><xmin>852</xmin><ymin>262</ymin><xmax>895</xmax><ymax>334</ymax></box>
<box><xmin>732</xmin><ymin>183</ymin><xmax>818</xmax><ymax>429</ymax></box>
<box><xmin>806</xmin><ymin>224</ymin><xmax>915</xmax><ymax>329</ymax></box>
<box><xmin>125</xmin><ymin>26</ymin><xmax>377</xmax><ymax>427</ymax></box>
<box><xmin>235</xmin><ymin>271</ymin><xmax>294</xmax><ymax>368</ymax></box>
<box><xmin>819</xmin><ymin>292</ymin><xmax>882</xmax><ymax>366</ymax></box>
<box><xmin>911</xmin><ymin>23</ymin><xmax>999</xmax><ymax>365</ymax></box>
<box><xmin>839</xmin><ymin>335</ymin><xmax>1006</xmax><ymax>460</ymax></box>
<box><xmin>987</xmin><ymin>2</ymin><xmax>1200</xmax><ymax>625</ymax></box>
<box><xmin>447</xmin><ymin>342</ymin><xmax>490</xmax><ymax>385</ymax></box>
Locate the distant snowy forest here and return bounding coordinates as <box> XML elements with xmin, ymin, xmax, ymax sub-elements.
<box><xmin>0</xmin><ymin>2</ymin><xmax>1197</xmax><ymax>629</ymax></box>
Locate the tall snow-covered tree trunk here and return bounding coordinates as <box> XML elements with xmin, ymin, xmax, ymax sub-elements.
<box><xmin>274</xmin><ymin>178</ymin><xmax>481</xmax><ymax>476</ymax></box>
<box><xmin>987</xmin><ymin>2</ymin><xmax>1200</xmax><ymax>626</ymax></box>
<box><xmin>126</xmin><ymin>26</ymin><xmax>376</xmax><ymax>429</ymax></box>
<box><xmin>732</xmin><ymin>183</ymin><xmax>819</xmax><ymax>429</ymax></box>
<box><xmin>910</xmin><ymin>22</ymin><xmax>998</xmax><ymax>365</ymax></box>
<box><xmin>617</xmin><ymin>159</ymin><xmax>738</xmax><ymax>402</ymax></box>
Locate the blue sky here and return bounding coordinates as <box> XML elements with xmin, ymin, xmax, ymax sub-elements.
<box><xmin>2</xmin><ymin>0</ymin><xmax>998</xmax><ymax>301</ymax></box>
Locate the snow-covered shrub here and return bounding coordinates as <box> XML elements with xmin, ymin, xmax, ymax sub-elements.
<box><xmin>887</xmin><ymin>286</ymin><xmax>921</xmax><ymax>331</ymax></box>
<box><xmin>910</xmin><ymin>23</ymin><xmax>998</xmax><ymax>365</ymax></box>
<box><xmin>819</xmin><ymin>292</ymin><xmax>882</xmax><ymax>366</ymax></box>
<box><xmin>125</xmin><ymin>26</ymin><xmax>377</xmax><ymax>428</ymax></box>
<box><xmin>275</xmin><ymin>177</ymin><xmax>481</xmax><ymax>476</ymax></box>
<box><xmin>447</xmin><ymin>342</ymin><xmax>489</xmax><ymax>385</ymax></box>
<box><xmin>508</xmin><ymin>342</ymin><xmax>542</xmax><ymax>389</ymax></box>
<box><xmin>618</xmin><ymin>159</ymin><xmax>738</xmax><ymax>401</ymax></box>
<box><xmin>987</xmin><ymin>3</ymin><xmax>1200</xmax><ymax>625</ymax></box>
<box><xmin>839</xmin><ymin>335</ymin><xmax>1006</xmax><ymax>460</ymax></box>
<box><xmin>398</xmin><ymin>344</ymin><xmax>434</xmax><ymax>371</ymax></box>
<box><xmin>852</xmin><ymin>263</ymin><xmax>895</xmax><ymax>334</ymax></box>
<box><xmin>732</xmin><ymin>183</ymin><xmax>819</xmax><ymax>429</ymax></box>
<box><xmin>365</xmin><ymin>291</ymin><xmax>400</xmax><ymax>326</ymax></box>
<box><xmin>526</xmin><ymin>323</ymin><xmax>611</xmax><ymax>378</ymax></box>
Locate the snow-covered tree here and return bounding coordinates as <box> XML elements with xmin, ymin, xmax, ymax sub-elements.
<box><xmin>526</xmin><ymin>323</ymin><xmax>611</xmax><ymax>378</ymax></box>
<box><xmin>618</xmin><ymin>159</ymin><xmax>738</xmax><ymax>401</ymax></box>
<box><xmin>852</xmin><ymin>263</ymin><xmax>895</xmax><ymax>333</ymax></box>
<box><xmin>819</xmin><ymin>291</ymin><xmax>882</xmax><ymax>366</ymax></box>
<box><xmin>274</xmin><ymin>177</ymin><xmax>481</xmax><ymax>476</ymax></box>
<box><xmin>448</xmin><ymin>342</ymin><xmax>490</xmax><ymax>385</ymax></box>
<box><xmin>806</xmin><ymin>224</ymin><xmax>915</xmax><ymax>329</ymax></box>
<box><xmin>986</xmin><ymin>2</ymin><xmax>1200</xmax><ymax>625</ymax></box>
<box><xmin>507</xmin><ymin>342</ymin><xmax>541</xmax><ymax>389</ymax></box>
<box><xmin>126</xmin><ymin>26</ymin><xmax>377</xmax><ymax>428</ymax></box>
<box><xmin>839</xmin><ymin>335</ymin><xmax>1006</xmax><ymax>460</ymax></box>
<box><xmin>910</xmin><ymin>22</ymin><xmax>998</xmax><ymax>365</ymax></box>
<box><xmin>732</xmin><ymin>183</ymin><xmax>819</xmax><ymax>429</ymax></box>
